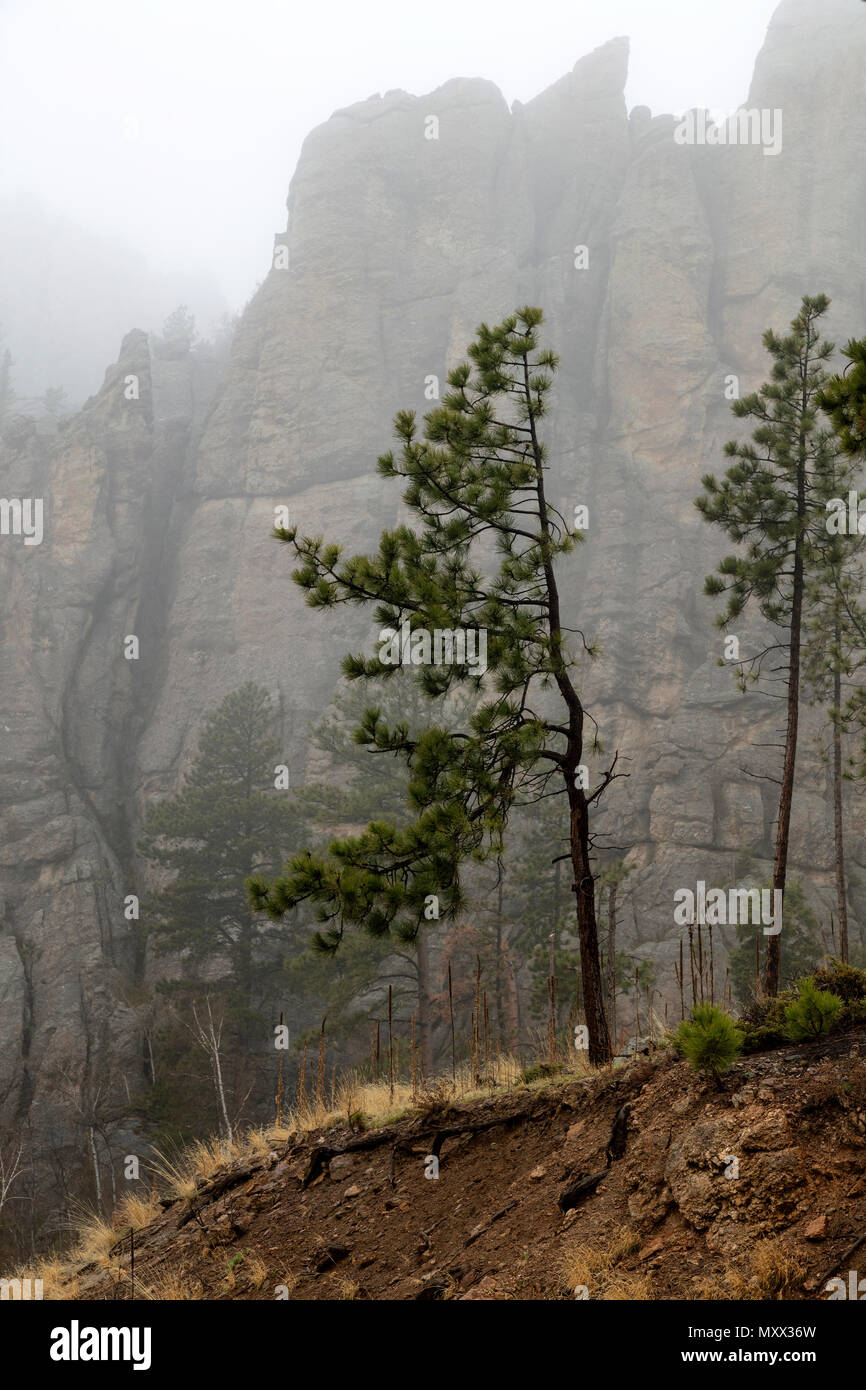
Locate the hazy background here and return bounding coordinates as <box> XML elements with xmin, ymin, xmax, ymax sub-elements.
<box><xmin>0</xmin><ymin>0</ymin><xmax>780</xmax><ymax>402</ymax></box>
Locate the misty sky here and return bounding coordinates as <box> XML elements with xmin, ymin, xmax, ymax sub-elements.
<box><xmin>1</xmin><ymin>0</ymin><xmax>781</xmax><ymax>312</ymax></box>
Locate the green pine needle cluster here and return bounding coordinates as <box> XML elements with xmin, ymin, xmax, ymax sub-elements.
<box><xmin>782</xmin><ymin>979</ymin><xmax>844</xmax><ymax>1042</ymax></box>
<box><xmin>673</xmin><ymin>1004</ymin><xmax>744</xmax><ymax>1077</ymax></box>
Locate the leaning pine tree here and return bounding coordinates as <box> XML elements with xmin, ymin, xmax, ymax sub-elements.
<box><xmin>249</xmin><ymin>307</ymin><xmax>619</xmax><ymax>1063</ymax></box>
<box><xmin>696</xmin><ymin>295</ymin><xmax>854</xmax><ymax>996</ymax></box>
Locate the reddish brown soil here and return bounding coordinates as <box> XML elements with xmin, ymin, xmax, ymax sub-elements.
<box><xmin>74</xmin><ymin>1030</ymin><xmax>866</xmax><ymax>1301</ymax></box>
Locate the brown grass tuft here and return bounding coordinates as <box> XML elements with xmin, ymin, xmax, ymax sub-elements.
<box><xmin>560</xmin><ymin>1225</ymin><xmax>645</xmax><ymax>1299</ymax></box>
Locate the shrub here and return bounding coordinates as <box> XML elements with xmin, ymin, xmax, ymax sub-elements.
<box><xmin>739</xmin><ymin>990</ymin><xmax>796</xmax><ymax>1033</ymax></box>
<box><xmin>848</xmin><ymin>998</ymin><xmax>866</xmax><ymax>1027</ymax></box>
<box><xmin>674</xmin><ymin>1004</ymin><xmax>744</xmax><ymax>1077</ymax></box>
<box><xmin>783</xmin><ymin>979</ymin><xmax>843</xmax><ymax>1041</ymax></box>
<box><xmin>521</xmin><ymin>1061</ymin><xmax>564</xmax><ymax>1084</ymax></box>
<box><xmin>740</xmin><ymin>1024</ymin><xmax>785</xmax><ymax>1056</ymax></box>
<box><xmin>738</xmin><ymin>987</ymin><xmax>802</xmax><ymax>1055</ymax></box>
<box><xmin>810</xmin><ymin>960</ymin><xmax>866</xmax><ymax>1005</ymax></box>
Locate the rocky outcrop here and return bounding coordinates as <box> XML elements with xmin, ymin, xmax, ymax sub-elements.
<box><xmin>0</xmin><ymin>333</ymin><xmax>222</xmax><ymax>1173</ymax></box>
<box><xmin>1</xmin><ymin>0</ymin><xmax>865</xmax><ymax>1178</ymax></box>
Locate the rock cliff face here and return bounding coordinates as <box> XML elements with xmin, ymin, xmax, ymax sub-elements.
<box><xmin>1</xmin><ymin>0</ymin><xmax>865</xmax><ymax>1167</ymax></box>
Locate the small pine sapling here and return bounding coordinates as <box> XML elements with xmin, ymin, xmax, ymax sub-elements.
<box><xmin>674</xmin><ymin>1003</ymin><xmax>744</xmax><ymax>1080</ymax></box>
<box><xmin>782</xmin><ymin>979</ymin><xmax>843</xmax><ymax>1041</ymax></box>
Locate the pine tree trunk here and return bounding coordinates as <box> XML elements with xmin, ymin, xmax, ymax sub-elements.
<box><xmin>238</xmin><ymin>923</ymin><xmax>254</xmax><ymax>1053</ymax></box>
<box><xmin>526</xmin><ymin>350</ymin><xmax>610</xmax><ymax>1064</ymax></box>
<box><xmin>766</xmin><ymin>485</ymin><xmax>805</xmax><ymax>995</ymax></box>
<box><xmin>833</xmin><ymin>653</ymin><xmax>849</xmax><ymax>963</ymax></box>
<box><xmin>416</xmin><ymin>930</ymin><xmax>434</xmax><ymax>1078</ymax></box>
<box><xmin>505</xmin><ymin>956</ymin><xmax>520</xmax><ymax>1051</ymax></box>
<box><xmin>607</xmin><ymin>882</ymin><xmax>617</xmax><ymax>1050</ymax></box>
<box><xmin>494</xmin><ymin>879</ymin><xmax>505</xmax><ymax>1053</ymax></box>
<box><xmin>569</xmin><ymin>784</ymin><xmax>611</xmax><ymax>1065</ymax></box>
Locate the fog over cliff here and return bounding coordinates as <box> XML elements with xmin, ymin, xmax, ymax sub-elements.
<box><xmin>0</xmin><ymin>0</ymin><xmax>780</xmax><ymax>400</ymax></box>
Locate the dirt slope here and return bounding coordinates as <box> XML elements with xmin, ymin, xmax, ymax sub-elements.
<box><xmin>74</xmin><ymin>1032</ymin><xmax>866</xmax><ymax>1301</ymax></box>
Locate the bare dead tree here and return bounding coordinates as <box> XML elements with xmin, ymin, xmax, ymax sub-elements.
<box><xmin>188</xmin><ymin>998</ymin><xmax>233</xmax><ymax>1145</ymax></box>
<box><xmin>0</xmin><ymin>1140</ymin><xmax>26</xmax><ymax>1218</ymax></box>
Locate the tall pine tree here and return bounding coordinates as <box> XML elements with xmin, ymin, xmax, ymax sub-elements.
<box><xmin>250</xmin><ymin>308</ymin><xmax>620</xmax><ymax>1063</ymax></box>
<box><xmin>696</xmin><ymin>296</ymin><xmax>852</xmax><ymax>995</ymax></box>
<box><xmin>139</xmin><ymin>682</ymin><xmax>299</xmax><ymax>1013</ymax></box>
<box><xmin>803</xmin><ymin>529</ymin><xmax>866</xmax><ymax>964</ymax></box>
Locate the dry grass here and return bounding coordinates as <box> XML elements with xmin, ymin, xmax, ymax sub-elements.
<box><xmin>140</xmin><ymin>1051</ymin><xmax>596</xmax><ymax>1204</ymax></box>
<box><xmin>242</xmin><ymin>1128</ymin><xmax>273</xmax><ymax>1163</ymax></box>
<box><xmin>751</xmin><ymin>1241</ymin><xmax>805</xmax><ymax>1298</ymax></box>
<box><xmin>185</xmin><ymin>1135</ymin><xmax>246</xmax><ymax>1180</ymax></box>
<box><xmin>243</xmin><ymin>1251</ymin><xmax>269</xmax><ymax>1289</ymax></box>
<box><xmin>0</xmin><ymin>1256</ymin><xmax>79</xmax><ymax>1301</ymax></box>
<box><xmin>33</xmin><ymin>1257</ymin><xmax>79</xmax><ymax>1301</ymax></box>
<box><xmin>286</xmin><ymin>1052</ymin><xmax>591</xmax><ymax>1137</ymax></box>
<box><xmin>695</xmin><ymin>1241</ymin><xmax>806</xmax><ymax>1300</ymax></box>
<box><xmin>138</xmin><ymin>1266</ymin><xmax>203</xmax><ymax>1301</ymax></box>
<box><xmin>605</xmin><ymin>1226</ymin><xmax>642</xmax><ymax>1264</ymax></box>
<box><xmin>70</xmin><ymin>1212</ymin><xmax>118</xmax><ymax>1270</ymax></box>
<box><xmin>112</xmin><ymin>1190</ymin><xmax>162</xmax><ymax>1232</ymax></box>
<box><xmin>560</xmin><ymin>1225</ymin><xmax>645</xmax><ymax>1299</ymax></box>
<box><xmin>6</xmin><ymin>1183</ymin><xmax>181</xmax><ymax>1298</ymax></box>
<box><xmin>148</xmin><ymin>1149</ymin><xmax>199</xmax><ymax>1203</ymax></box>
<box><xmin>148</xmin><ymin>1133</ymin><xmax>250</xmax><ymax>1202</ymax></box>
<box><xmin>5</xmin><ymin>1199</ymin><xmax>146</xmax><ymax>1301</ymax></box>
<box><xmin>263</xmin><ymin>1121</ymin><xmax>294</xmax><ymax>1145</ymax></box>
<box><xmin>728</xmin><ymin>1241</ymin><xmax>806</xmax><ymax>1300</ymax></box>
<box><xmin>600</xmin><ymin>1270</ymin><xmax>652</xmax><ymax>1300</ymax></box>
